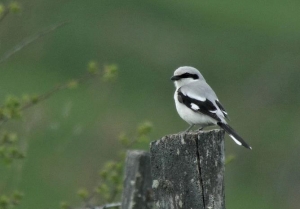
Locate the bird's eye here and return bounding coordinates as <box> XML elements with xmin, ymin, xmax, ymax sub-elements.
<box><xmin>179</xmin><ymin>73</ymin><xmax>199</xmax><ymax>79</ymax></box>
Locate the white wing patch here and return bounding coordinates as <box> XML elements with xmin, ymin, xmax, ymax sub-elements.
<box><xmin>190</xmin><ymin>103</ymin><xmax>200</xmax><ymax>110</ymax></box>
<box><xmin>229</xmin><ymin>134</ymin><xmax>242</xmax><ymax>146</ymax></box>
<box><xmin>209</xmin><ymin>110</ymin><xmax>217</xmax><ymax>113</ymax></box>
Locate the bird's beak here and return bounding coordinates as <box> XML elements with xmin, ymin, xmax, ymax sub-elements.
<box><xmin>170</xmin><ymin>75</ymin><xmax>179</xmax><ymax>81</ymax></box>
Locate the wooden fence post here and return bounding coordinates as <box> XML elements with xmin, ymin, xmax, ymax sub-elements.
<box><xmin>121</xmin><ymin>150</ymin><xmax>153</xmax><ymax>209</ymax></box>
<box><xmin>150</xmin><ymin>129</ymin><xmax>225</xmax><ymax>209</ymax></box>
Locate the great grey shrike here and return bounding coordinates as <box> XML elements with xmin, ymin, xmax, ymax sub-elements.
<box><xmin>171</xmin><ymin>66</ymin><xmax>251</xmax><ymax>149</ymax></box>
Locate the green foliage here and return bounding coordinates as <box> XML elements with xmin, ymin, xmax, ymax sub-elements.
<box><xmin>0</xmin><ymin>191</ymin><xmax>23</xmax><ymax>209</ymax></box>
<box><xmin>102</xmin><ymin>64</ymin><xmax>118</xmax><ymax>82</ymax></box>
<box><xmin>119</xmin><ymin>121</ymin><xmax>153</xmax><ymax>148</ymax></box>
<box><xmin>0</xmin><ymin>1</ymin><xmax>21</xmax><ymax>20</ymax></box>
<box><xmin>0</xmin><ymin>63</ymin><xmax>117</xmax><ymax>208</ymax></box>
<box><xmin>0</xmin><ymin>1</ymin><xmax>121</xmax><ymax>209</ymax></box>
<box><xmin>61</xmin><ymin>121</ymin><xmax>153</xmax><ymax>208</ymax></box>
<box><xmin>0</xmin><ymin>4</ymin><xmax>4</xmax><ymax>16</ymax></box>
<box><xmin>0</xmin><ymin>95</ymin><xmax>39</xmax><ymax>121</ymax></box>
<box><xmin>77</xmin><ymin>189</ymin><xmax>89</xmax><ymax>201</ymax></box>
<box><xmin>67</xmin><ymin>80</ymin><xmax>79</xmax><ymax>89</ymax></box>
<box><xmin>0</xmin><ymin>96</ymin><xmax>21</xmax><ymax>120</ymax></box>
<box><xmin>0</xmin><ymin>132</ymin><xmax>24</xmax><ymax>164</ymax></box>
<box><xmin>225</xmin><ymin>154</ymin><xmax>236</xmax><ymax>165</ymax></box>
<box><xmin>96</xmin><ymin>161</ymin><xmax>123</xmax><ymax>203</ymax></box>
<box><xmin>8</xmin><ymin>2</ymin><xmax>21</xmax><ymax>14</ymax></box>
<box><xmin>136</xmin><ymin>121</ymin><xmax>153</xmax><ymax>143</ymax></box>
<box><xmin>137</xmin><ymin>121</ymin><xmax>153</xmax><ymax>136</ymax></box>
<box><xmin>87</xmin><ymin>61</ymin><xmax>99</xmax><ymax>75</ymax></box>
<box><xmin>0</xmin><ymin>62</ymin><xmax>116</xmax><ymax>124</ymax></box>
<box><xmin>0</xmin><ymin>61</ymin><xmax>117</xmax><ymax>164</ymax></box>
<box><xmin>60</xmin><ymin>202</ymin><xmax>71</xmax><ymax>209</ymax></box>
<box><xmin>118</xmin><ymin>133</ymin><xmax>130</xmax><ymax>147</ymax></box>
<box><xmin>29</xmin><ymin>95</ymin><xmax>39</xmax><ymax>104</ymax></box>
<box><xmin>96</xmin><ymin>121</ymin><xmax>152</xmax><ymax>203</ymax></box>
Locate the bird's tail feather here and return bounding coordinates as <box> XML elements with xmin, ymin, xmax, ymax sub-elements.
<box><xmin>217</xmin><ymin>122</ymin><xmax>252</xmax><ymax>150</ymax></box>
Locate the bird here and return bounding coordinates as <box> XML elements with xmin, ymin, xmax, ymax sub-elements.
<box><xmin>171</xmin><ymin>66</ymin><xmax>252</xmax><ymax>149</ymax></box>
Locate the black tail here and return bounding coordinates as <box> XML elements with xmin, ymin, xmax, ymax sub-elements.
<box><xmin>217</xmin><ymin>122</ymin><xmax>252</xmax><ymax>150</ymax></box>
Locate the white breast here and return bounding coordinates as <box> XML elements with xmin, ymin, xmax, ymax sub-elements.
<box><xmin>174</xmin><ymin>91</ymin><xmax>216</xmax><ymax>126</ymax></box>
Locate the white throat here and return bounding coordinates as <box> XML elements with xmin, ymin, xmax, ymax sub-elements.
<box><xmin>174</xmin><ymin>78</ymin><xmax>198</xmax><ymax>89</ymax></box>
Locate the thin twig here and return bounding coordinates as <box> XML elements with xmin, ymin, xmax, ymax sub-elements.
<box><xmin>0</xmin><ymin>72</ymin><xmax>97</xmax><ymax>127</ymax></box>
<box><xmin>83</xmin><ymin>191</ymin><xmax>97</xmax><ymax>209</ymax></box>
<box><xmin>106</xmin><ymin>187</ymin><xmax>119</xmax><ymax>204</ymax></box>
<box><xmin>0</xmin><ymin>8</ymin><xmax>9</xmax><ymax>24</ymax></box>
<box><xmin>20</xmin><ymin>73</ymin><xmax>93</xmax><ymax>110</ymax></box>
<box><xmin>0</xmin><ymin>21</ymin><xmax>69</xmax><ymax>64</ymax></box>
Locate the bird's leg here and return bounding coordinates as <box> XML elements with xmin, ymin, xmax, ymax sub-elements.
<box><xmin>185</xmin><ymin>124</ymin><xmax>194</xmax><ymax>133</ymax></box>
<box><xmin>180</xmin><ymin>124</ymin><xmax>194</xmax><ymax>139</ymax></box>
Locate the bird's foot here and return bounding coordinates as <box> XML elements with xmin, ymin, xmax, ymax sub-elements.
<box><xmin>198</xmin><ymin>127</ymin><xmax>203</xmax><ymax>131</ymax></box>
<box><xmin>185</xmin><ymin>124</ymin><xmax>194</xmax><ymax>133</ymax></box>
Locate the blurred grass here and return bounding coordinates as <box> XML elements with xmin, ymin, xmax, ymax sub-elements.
<box><xmin>0</xmin><ymin>0</ymin><xmax>300</xmax><ymax>209</ymax></box>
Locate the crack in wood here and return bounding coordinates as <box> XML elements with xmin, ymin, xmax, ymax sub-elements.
<box><xmin>195</xmin><ymin>137</ymin><xmax>206</xmax><ymax>208</ymax></box>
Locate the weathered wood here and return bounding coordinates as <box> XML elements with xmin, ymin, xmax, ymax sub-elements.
<box><xmin>121</xmin><ymin>150</ymin><xmax>153</xmax><ymax>209</ymax></box>
<box><xmin>150</xmin><ymin>129</ymin><xmax>225</xmax><ymax>209</ymax></box>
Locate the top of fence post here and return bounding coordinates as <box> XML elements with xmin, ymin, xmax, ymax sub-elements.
<box><xmin>150</xmin><ymin>129</ymin><xmax>225</xmax><ymax>209</ymax></box>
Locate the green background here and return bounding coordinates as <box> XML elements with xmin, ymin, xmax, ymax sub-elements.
<box><xmin>1</xmin><ymin>1</ymin><xmax>300</xmax><ymax>208</ymax></box>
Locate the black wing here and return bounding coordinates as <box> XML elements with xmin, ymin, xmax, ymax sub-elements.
<box><xmin>177</xmin><ymin>88</ymin><xmax>221</xmax><ymax>122</ymax></box>
<box><xmin>215</xmin><ymin>100</ymin><xmax>229</xmax><ymax>119</ymax></box>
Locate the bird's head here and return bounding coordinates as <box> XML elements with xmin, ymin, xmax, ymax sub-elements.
<box><xmin>171</xmin><ymin>66</ymin><xmax>205</xmax><ymax>88</ymax></box>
